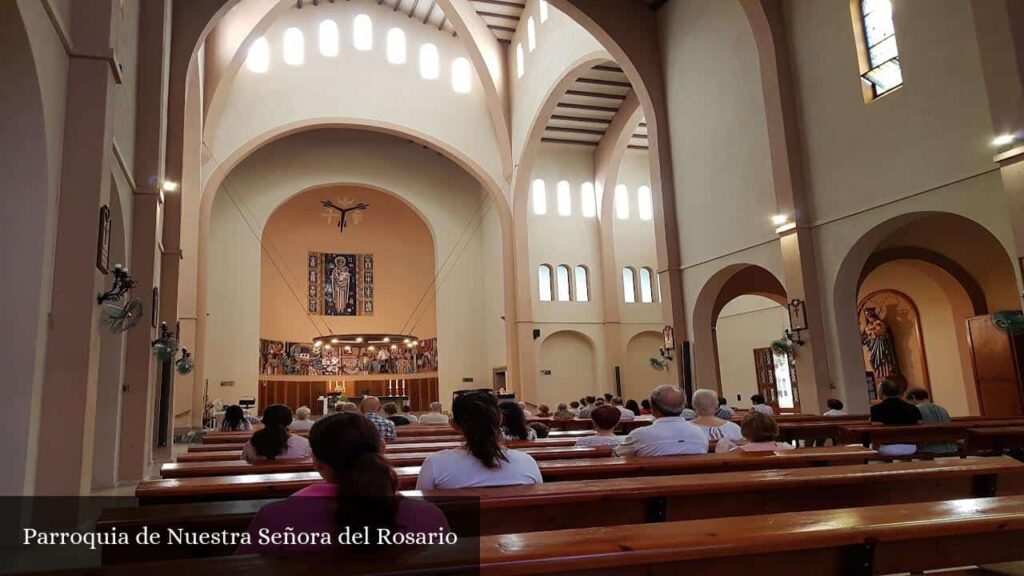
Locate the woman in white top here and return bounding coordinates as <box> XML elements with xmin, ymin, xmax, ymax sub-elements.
<box><xmin>242</xmin><ymin>404</ymin><xmax>312</xmax><ymax>462</ymax></box>
<box><xmin>574</xmin><ymin>405</ymin><xmax>624</xmax><ymax>448</ymax></box>
<box><xmin>715</xmin><ymin>410</ymin><xmax>794</xmax><ymax>453</ymax></box>
<box><xmin>416</xmin><ymin>391</ymin><xmax>542</xmax><ymax>490</ymax></box>
<box><xmin>823</xmin><ymin>398</ymin><xmax>847</xmax><ymax>417</ymax></box>
<box><xmin>690</xmin><ymin>389</ymin><xmax>743</xmax><ymax>443</ymax></box>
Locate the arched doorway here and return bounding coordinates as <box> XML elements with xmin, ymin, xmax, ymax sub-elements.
<box><xmin>835</xmin><ymin>212</ymin><xmax>1022</xmax><ymax>416</ymax></box>
<box><xmin>623</xmin><ymin>331</ymin><xmax>664</xmax><ymax>404</ymax></box>
<box><xmin>538</xmin><ymin>331</ymin><xmax>596</xmax><ymax>408</ymax></box>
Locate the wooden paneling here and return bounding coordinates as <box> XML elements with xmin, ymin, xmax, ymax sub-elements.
<box><xmin>258</xmin><ymin>376</ymin><xmax>439</xmax><ymax>414</ymax></box>
<box><xmin>967</xmin><ymin>315</ymin><xmax>1024</xmax><ymax>417</ymax></box>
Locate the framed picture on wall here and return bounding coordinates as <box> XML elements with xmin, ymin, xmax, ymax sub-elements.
<box><xmin>788</xmin><ymin>299</ymin><xmax>808</xmax><ymax>331</ymax></box>
<box><xmin>96</xmin><ymin>205</ymin><xmax>111</xmax><ymax>274</ymax></box>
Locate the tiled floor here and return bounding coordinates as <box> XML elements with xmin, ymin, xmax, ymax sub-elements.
<box><xmin>89</xmin><ymin>442</ymin><xmax>189</xmax><ymax>496</ymax></box>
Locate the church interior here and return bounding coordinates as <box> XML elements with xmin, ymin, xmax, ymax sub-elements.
<box><xmin>4</xmin><ymin>0</ymin><xmax>1024</xmax><ymax>573</ymax></box>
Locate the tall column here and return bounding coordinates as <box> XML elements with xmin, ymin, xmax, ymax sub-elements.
<box><xmin>120</xmin><ymin>0</ymin><xmax>170</xmax><ymax>483</ymax></box>
<box><xmin>35</xmin><ymin>1</ymin><xmax>117</xmax><ymax>495</ymax></box>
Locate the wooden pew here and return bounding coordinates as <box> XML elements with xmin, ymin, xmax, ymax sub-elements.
<box><xmin>163</xmin><ymin>446</ymin><xmax>615</xmax><ymax>478</ymax></box>
<box><xmin>93</xmin><ymin>494</ymin><xmax>1024</xmax><ymax>573</ymax></box>
<box><xmin>137</xmin><ymin>446</ymin><xmax>877</xmax><ymax>504</ymax></box>
<box><xmin>839</xmin><ymin>419</ymin><xmax>1024</xmax><ymax>451</ymax></box>
<box><xmin>185</xmin><ymin>437</ymin><xmax>587</xmax><ymax>458</ymax></box>
<box><xmin>967</xmin><ymin>426</ymin><xmax>1024</xmax><ymax>455</ymax></box>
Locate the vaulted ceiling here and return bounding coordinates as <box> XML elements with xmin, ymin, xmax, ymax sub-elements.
<box><xmin>541</xmin><ymin>61</ymin><xmax>648</xmax><ymax>150</ymax></box>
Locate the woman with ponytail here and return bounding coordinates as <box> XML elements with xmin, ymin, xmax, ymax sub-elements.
<box><xmin>242</xmin><ymin>404</ymin><xmax>311</xmax><ymax>462</ymax></box>
<box><xmin>416</xmin><ymin>391</ymin><xmax>542</xmax><ymax>490</ymax></box>
<box><xmin>237</xmin><ymin>412</ymin><xmax>448</xmax><ymax>555</ymax></box>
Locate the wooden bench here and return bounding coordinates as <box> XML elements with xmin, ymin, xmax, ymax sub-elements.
<box><xmin>163</xmin><ymin>446</ymin><xmax>615</xmax><ymax>478</ymax></box>
<box><xmin>967</xmin><ymin>426</ymin><xmax>1024</xmax><ymax>456</ymax></box>
<box><xmin>838</xmin><ymin>420</ymin><xmax>1024</xmax><ymax>451</ymax></box>
<box><xmin>137</xmin><ymin>446</ymin><xmax>877</xmax><ymax>504</ymax></box>
<box><xmin>90</xmin><ymin>494</ymin><xmax>1024</xmax><ymax>574</ymax></box>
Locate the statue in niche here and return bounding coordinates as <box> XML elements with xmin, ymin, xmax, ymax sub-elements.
<box><xmin>330</xmin><ymin>256</ymin><xmax>352</xmax><ymax>311</ymax></box>
<box><xmin>861</xmin><ymin>307</ymin><xmax>899</xmax><ymax>387</ymax></box>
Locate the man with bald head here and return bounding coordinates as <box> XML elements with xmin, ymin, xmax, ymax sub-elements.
<box><xmin>360</xmin><ymin>396</ymin><xmax>396</xmax><ymax>440</ymax></box>
<box><xmin>614</xmin><ymin>385</ymin><xmax>708</xmax><ymax>457</ymax></box>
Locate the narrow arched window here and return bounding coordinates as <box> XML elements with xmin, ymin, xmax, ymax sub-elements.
<box><xmin>556</xmin><ymin>180</ymin><xmax>571</xmax><ymax>216</ymax></box>
<box><xmin>283</xmin><ymin>28</ymin><xmax>304</xmax><ymax>66</ymax></box>
<box><xmin>639</xmin><ymin>267</ymin><xmax>654</xmax><ymax>303</ymax></box>
<box><xmin>527</xmin><ymin>17</ymin><xmax>537</xmax><ymax>52</ymax></box>
<box><xmin>353</xmin><ymin>14</ymin><xmax>373</xmax><ymax>51</ymax></box>
<box><xmin>452</xmin><ymin>57</ymin><xmax>472</xmax><ymax>93</ymax></box>
<box><xmin>246</xmin><ymin>37</ymin><xmax>269</xmax><ymax>73</ymax></box>
<box><xmin>538</xmin><ymin>265</ymin><xmax>553</xmax><ymax>302</ymax></box>
<box><xmin>638</xmin><ymin>185</ymin><xmax>653</xmax><ymax>221</ymax></box>
<box><xmin>516</xmin><ymin>43</ymin><xmax>525</xmax><ymax>78</ymax></box>
<box><xmin>580</xmin><ymin>182</ymin><xmax>596</xmax><ymax>218</ymax></box>
<box><xmin>531</xmin><ymin>179</ymin><xmax>547</xmax><ymax>215</ymax></box>
<box><xmin>574</xmin><ymin>266</ymin><xmax>589</xmax><ymax>302</ymax></box>
<box><xmin>386</xmin><ymin>28</ymin><xmax>406</xmax><ymax>64</ymax></box>
<box><xmin>319</xmin><ymin>20</ymin><xmax>339</xmax><ymax>57</ymax></box>
<box><xmin>622</xmin><ymin>267</ymin><xmax>637</xmax><ymax>303</ymax></box>
<box><xmin>539</xmin><ymin>0</ymin><xmax>549</xmax><ymax>23</ymax></box>
<box><xmin>615</xmin><ymin>184</ymin><xmax>630</xmax><ymax>220</ymax></box>
<box><xmin>419</xmin><ymin>44</ymin><xmax>439</xmax><ymax>79</ymax></box>
<box><xmin>556</xmin><ymin>265</ymin><xmax>571</xmax><ymax>301</ymax></box>
<box><xmin>856</xmin><ymin>0</ymin><xmax>902</xmax><ymax>99</ymax></box>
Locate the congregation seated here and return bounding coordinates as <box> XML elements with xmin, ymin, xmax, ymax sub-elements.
<box><xmin>360</xmin><ymin>396</ymin><xmax>397</xmax><ymax>441</ymax></box>
<box><xmin>575</xmin><ymin>405</ymin><xmax>624</xmax><ymax>448</ymax></box>
<box><xmin>611</xmin><ymin>397</ymin><xmax>635</xmax><ymax>420</ymax></box>
<box><xmin>401</xmin><ymin>404</ymin><xmax>419</xmax><ymax>424</ymax></box>
<box><xmin>236</xmin><ymin>412</ymin><xmax>448</xmax><ymax>555</ymax></box>
<box><xmin>416</xmin><ymin>391</ymin><xmax>542</xmax><ymax>489</ymax></box>
<box><xmin>336</xmin><ymin>401</ymin><xmax>359</xmax><ymax>414</ymax></box>
<box><xmin>578</xmin><ymin>396</ymin><xmax>598</xmax><ymax>418</ymax></box>
<box><xmin>906</xmin><ymin>387</ymin><xmax>957</xmax><ymax>455</ymax></box>
<box><xmin>614</xmin><ymin>385</ymin><xmax>708</xmax><ymax>457</ymax></box>
<box><xmin>288</xmin><ymin>405</ymin><xmax>315</xmax><ymax>432</ymax></box>
<box><xmin>418</xmin><ymin>402</ymin><xmax>450</xmax><ymax>425</ymax></box>
<box><xmin>552</xmin><ymin>402</ymin><xmax>575</xmax><ymax>420</ymax></box>
<box><xmin>715</xmin><ymin>396</ymin><xmax>734</xmax><ymax>420</ymax></box>
<box><xmin>536</xmin><ymin>404</ymin><xmax>551</xmax><ymax>418</ymax></box>
<box><xmin>625</xmin><ymin>399</ymin><xmax>641</xmax><ymax>416</ymax></box>
<box><xmin>639</xmin><ymin>399</ymin><xmax>652</xmax><ymax>416</ymax></box>
<box><xmin>823</xmin><ymin>398</ymin><xmax>847</xmax><ymax>416</ymax></box>
<box><xmin>750</xmin><ymin>394</ymin><xmax>775</xmax><ymax>416</ymax></box>
<box><xmin>715</xmin><ymin>411</ymin><xmax>795</xmax><ymax>453</ymax></box>
<box><xmin>870</xmin><ymin>379</ymin><xmax>922</xmax><ymax>457</ymax></box>
<box><xmin>383</xmin><ymin>402</ymin><xmax>411</xmax><ymax>426</ymax></box>
<box><xmin>690</xmin><ymin>389</ymin><xmax>743</xmax><ymax>443</ymax></box>
<box><xmin>220</xmin><ymin>404</ymin><xmax>253</xmax><ymax>432</ymax></box>
<box><xmin>242</xmin><ymin>404</ymin><xmax>312</xmax><ymax>463</ymax></box>
<box><xmin>501</xmin><ymin>402</ymin><xmax>537</xmax><ymax>440</ymax></box>
<box><xmin>603</xmin><ymin>393</ymin><xmax>614</xmax><ymax>403</ymax></box>
<box><xmin>568</xmin><ymin>400</ymin><xmax>581</xmax><ymax>416</ymax></box>
<box><xmin>528</xmin><ymin>422</ymin><xmax>550</xmax><ymax>439</ymax></box>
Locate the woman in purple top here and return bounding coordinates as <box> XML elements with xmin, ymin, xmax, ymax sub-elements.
<box><xmin>237</xmin><ymin>412</ymin><xmax>449</xmax><ymax>555</ymax></box>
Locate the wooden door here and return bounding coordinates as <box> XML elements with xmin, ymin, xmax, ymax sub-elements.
<box><xmin>753</xmin><ymin>347</ymin><xmax>779</xmax><ymax>409</ymax></box>
<box><xmin>966</xmin><ymin>316</ymin><xmax>1024</xmax><ymax>417</ymax></box>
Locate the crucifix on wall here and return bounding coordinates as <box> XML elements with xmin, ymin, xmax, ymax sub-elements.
<box><xmin>320</xmin><ymin>199</ymin><xmax>369</xmax><ymax>235</ymax></box>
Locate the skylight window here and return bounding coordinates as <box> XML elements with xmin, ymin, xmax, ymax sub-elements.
<box><xmin>246</xmin><ymin>36</ymin><xmax>269</xmax><ymax>73</ymax></box>
<box><xmin>319</xmin><ymin>20</ymin><xmax>339</xmax><ymax>57</ymax></box>
<box><xmin>532</xmin><ymin>179</ymin><xmax>547</xmax><ymax>215</ymax></box>
<box><xmin>857</xmin><ymin>0</ymin><xmax>902</xmax><ymax>98</ymax></box>
<box><xmin>527</xmin><ymin>17</ymin><xmax>536</xmax><ymax>52</ymax></box>
<box><xmin>386</xmin><ymin>28</ymin><xmax>406</xmax><ymax>64</ymax></box>
<box><xmin>539</xmin><ymin>0</ymin><xmax>549</xmax><ymax>23</ymax></box>
<box><xmin>638</xmin><ymin>185</ymin><xmax>653</xmax><ymax>221</ymax></box>
<box><xmin>419</xmin><ymin>44</ymin><xmax>439</xmax><ymax>80</ymax></box>
<box><xmin>516</xmin><ymin>43</ymin><xmax>524</xmax><ymax>78</ymax></box>
<box><xmin>353</xmin><ymin>14</ymin><xmax>373</xmax><ymax>51</ymax></box>
<box><xmin>580</xmin><ymin>182</ymin><xmax>596</xmax><ymax>218</ymax></box>
<box><xmin>452</xmin><ymin>57</ymin><xmax>471</xmax><ymax>93</ymax></box>
<box><xmin>283</xmin><ymin>27</ymin><xmax>304</xmax><ymax>66</ymax></box>
<box><xmin>615</xmin><ymin>185</ymin><xmax>629</xmax><ymax>220</ymax></box>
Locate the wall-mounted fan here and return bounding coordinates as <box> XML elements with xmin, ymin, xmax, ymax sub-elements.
<box><xmin>104</xmin><ymin>297</ymin><xmax>144</xmax><ymax>334</ymax></box>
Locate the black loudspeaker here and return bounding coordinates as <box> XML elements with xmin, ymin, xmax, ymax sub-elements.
<box><xmin>533</xmin><ymin>329</ymin><xmax>541</xmax><ymax>340</ymax></box>
<box><xmin>614</xmin><ymin>366</ymin><xmax>622</xmax><ymax>398</ymax></box>
<box><xmin>681</xmin><ymin>341</ymin><xmax>693</xmax><ymax>400</ymax></box>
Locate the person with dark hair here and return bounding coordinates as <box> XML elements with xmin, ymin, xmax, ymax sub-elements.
<box><xmin>625</xmin><ymin>399</ymin><xmax>641</xmax><ymax>416</ymax></box>
<box><xmin>243</xmin><ymin>404</ymin><xmax>311</xmax><ymax>462</ymax></box>
<box><xmin>715</xmin><ymin>396</ymin><xmax>734</xmax><ymax>420</ymax></box>
<box><xmin>611</xmin><ymin>396</ymin><xmax>635</xmax><ymax>421</ymax></box>
<box><xmin>603</xmin><ymin>393</ymin><xmax>613</xmax><ymax>403</ymax></box>
<box><xmin>568</xmin><ymin>400</ymin><xmax>581</xmax><ymax>416</ymax></box>
<box><xmin>401</xmin><ymin>404</ymin><xmax>419</xmax><ymax>424</ymax></box>
<box><xmin>536</xmin><ymin>404</ymin><xmax>551</xmax><ymax>418</ymax></box>
<box><xmin>870</xmin><ymin>379</ymin><xmax>922</xmax><ymax>457</ymax></box>
<box><xmin>383</xmin><ymin>402</ymin><xmax>410</xmax><ymax>426</ymax></box>
<box><xmin>528</xmin><ymin>422</ymin><xmax>549</xmax><ymax>439</ymax></box>
<box><xmin>905</xmin><ymin>388</ymin><xmax>956</xmax><ymax>455</ymax></box>
<box><xmin>614</xmin><ymin>385</ymin><xmax>708</xmax><ymax>457</ymax></box>
<box><xmin>220</xmin><ymin>404</ymin><xmax>252</xmax><ymax>432</ymax></box>
<box><xmin>553</xmin><ymin>403</ymin><xmax>574</xmax><ymax>420</ymax></box>
<box><xmin>500</xmin><ymin>402</ymin><xmax>537</xmax><ymax>440</ymax></box>
<box><xmin>715</xmin><ymin>411</ymin><xmax>795</xmax><ymax>453</ymax></box>
<box><xmin>750</xmin><ymin>394</ymin><xmax>775</xmax><ymax>416</ymax></box>
<box><xmin>639</xmin><ymin>399</ymin><xmax>652</xmax><ymax>415</ymax></box>
<box><xmin>824</xmin><ymin>398</ymin><xmax>846</xmax><ymax>416</ymax></box>
<box><xmin>237</xmin><ymin>412</ymin><xmax>448</xmax><ymax>555</ymax></box>
<box><xmin>575</xmin><ymin>405</ymin><xmax>623</xmax><ymax>448</ymax></box>
<box><xmin>578</xmin><ymin>395</ymin><xmax>598</xmax><ymax>418</ymax></box>
<box><xmin>416</xmin><ymin>391</ymin><xmax>542</xmax><ymax>489</ymax></box>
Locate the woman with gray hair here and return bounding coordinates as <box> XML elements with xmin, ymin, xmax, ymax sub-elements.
<box><xmin>690</xmin><ymin>389</ymin><xmax>742</xmax><ymax>443</ymax></box>
<box><xmin>288</xmin><ymin>405</ymin><xmax>315</xmax><ymax>431</ymax></box>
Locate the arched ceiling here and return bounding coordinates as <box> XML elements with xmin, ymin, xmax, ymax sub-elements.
<box><xmin>541</xmin><ymin>60</ymin><xmax>648</xmax><ymax>150</ymax></box>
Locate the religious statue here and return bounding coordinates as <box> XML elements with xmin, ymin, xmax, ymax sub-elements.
<box><xmin>861</xmin><ymin>307</ymin><xmax>899</xmax><ymax>385</ymax></box>
<box><xmin>331</xmin><ymin>257</ymin><xmax>351</xmax><ymax>311</ymax></box>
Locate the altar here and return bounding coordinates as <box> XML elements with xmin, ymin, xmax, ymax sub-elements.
<box><xmin>259</xmin><ymin>373</ymin><xmax>439</xmax><ymax>415</ymax></box>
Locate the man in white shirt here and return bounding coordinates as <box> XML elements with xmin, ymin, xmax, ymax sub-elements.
<box><xmin>614</xmin><ymin>385</ymin><xmax>709</xmax><ymax>457</ymax></box>
<box><xmin>750</xmin><ymin>394</ymin><xmax>775</xmax><ymax>416</ymax></box>
<box><xmin>288</xmin><ymin>405</ymin><xmax>315</xmax><ymax>431</ymax></box>
<box><xmin>418</xmin><ymin>402</ymin><xmax>450</xmax><ymax>425</ymax></box>
<box><xmin>611</xmin><ymin>396</ymin><xmax>635</xmax><ymax>420</ymax></box>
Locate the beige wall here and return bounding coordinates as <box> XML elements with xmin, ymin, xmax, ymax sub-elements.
<box><xmin>260</xmin><ymin>186</ymin><xmax>436</xmax><ymax>343</ymax></box>
<box><xmin>715</xmin><ymin>296</ymin><xmax>788</xmax><ymax>409</ymax></box>
<box><xmin>622</xmin><ymin>331</ymin><xmax>665</xmax><ymax>404</ymax></box>
<box><xmin>537</xmin><ymin>330</ymin><xmax>596</xmax><ymax>408</ymax></box>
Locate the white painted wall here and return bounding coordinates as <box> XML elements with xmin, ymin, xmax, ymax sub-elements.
<box><xmin>715</xmin><ymin>296</ymin><xmax>787</xmax><ymax>409</ymax></box>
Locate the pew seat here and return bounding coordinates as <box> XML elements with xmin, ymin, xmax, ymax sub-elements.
<box><xmin>967</xmin><ymin>426</ymin><xmax>1024</xmax><ymax>456</ymax></box>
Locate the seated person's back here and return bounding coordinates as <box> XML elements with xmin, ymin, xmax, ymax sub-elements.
<box><xmin>715</xmin><ymin>411</ymin><xmax>794</xmax><ymax>453</ymax></box>
<box><xmin>383</xmin><ymin>402</ymin><xmax>411</xmax><ymax>426</ymax></box>
<box><xmin>220</xmin><ymin>405</ymin><xmax>252</xmax><ymax>432</ymax></box>
<box><xmin>288</xmin><ymin>406</ymin><xmax>315</xmax><ymax>432</ymax></box>
<box><xmin>417</xmin><ymin>391</ymin><xmax>542</xmax><ymax>489</ymax></box>
<box><xmin>418</xmin><ymin>402</ymin><xmax>450</xmax><ymax>425</ymax></box>
<box><xmin>690</xmin><ymin>388</ymin><xmax>742</xmax><ymax>443</ymax></box>
<box><xmin>500</xmin><ymin>402</ymin><xmax>536</xmax><ymax>440</ymax></box>
<box><xmin>242</xmin><ymin>404</ymin><xmax>312</xmax><ymax>462</ymax></box>
<box><xmin>870</xmin><ymin>379</ymin><xmax>922</xmax><ymax>457</ymax></box>
<box><xmin>614</xmin><ymin>385</ymin><xmax>709</xmax><ymax>457</ymax></box>
<box><xmin>749</xmin><ymin>394</ymin><xmax>775</xmax><ymax>416</ymax></box>
<box><xmin>575</xmin><ymin>405</ymin><xmax>624</xmax><ymax>448</ymax></box>
<box><xmin>905</xmin><ymin>387</ymin><xmax>956</xmax><ymax>454</ymax></box>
